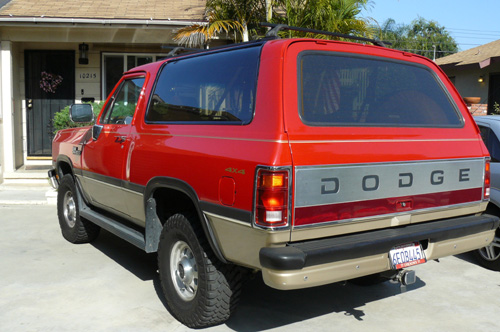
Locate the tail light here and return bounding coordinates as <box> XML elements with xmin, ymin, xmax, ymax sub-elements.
<box><xmin>254</xmin><ymin>168</ymin><xmax>290</xmax><ymax>228</ymax></box>
<box><xmin>484</xmin><ymin>158</ymin><xmax>491</xmax><ymax>200</ymax></box>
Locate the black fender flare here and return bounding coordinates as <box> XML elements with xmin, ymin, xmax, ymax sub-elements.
<box><xmin>55</xmin><ymin>155</ymin><xmax>75</xmax><ymax>178</ymax></box>
<box><xmin>143</xmin><ymin>176</ymin><xmax>228</xmax><ymax>263</ymax></box>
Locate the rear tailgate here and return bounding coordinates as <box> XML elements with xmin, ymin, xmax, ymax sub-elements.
<box><xmin>282</xmin><ymin>40</ymin><xmax>489</xmax><ymax>241</ymax></box>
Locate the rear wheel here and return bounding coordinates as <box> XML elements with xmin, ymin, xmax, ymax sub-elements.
<box><xmin>157</xmin><ymin>212</ymin><xmax>243</xmax><ymax>328</ymax></box>
<box><xmin>57</xmin><ymin>174</ymin><xmax>100</xmax><ymax>243</ymax></box>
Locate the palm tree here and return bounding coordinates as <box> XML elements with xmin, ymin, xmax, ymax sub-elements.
<box><xmin>174</xmin><ymin>0</ymin><xmax>266</xmax><ymax>48</ymax></box>
<box><xmin>278</xmin><ymin>0</ymin><xmax>373</xmax><ymax>38</ymax></box>
<box><xmin>174</xmin><ymin>0</ymin><xmax>373</xmax><ymax>48</ymax></box>
<box><xmin>174</xmin><ymin>8</ymin><xmax>243</xmax><ymax>48</ymax></box>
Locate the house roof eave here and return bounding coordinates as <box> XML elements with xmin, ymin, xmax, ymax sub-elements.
<box><xmin>0</xmin><ymin>16</ymin><xmax>206</xmax><ymax>28</ymax></box>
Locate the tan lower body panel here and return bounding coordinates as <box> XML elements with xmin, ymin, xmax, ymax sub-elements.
<box><xmin>204</xmin><ymin>212</ymin><xmax>290</xmax><ymax>269</ymax></box>
<box><xmin>261</xmin><ymin>229</ymin><xmax>495</xmax><ymax>290</ymax></box>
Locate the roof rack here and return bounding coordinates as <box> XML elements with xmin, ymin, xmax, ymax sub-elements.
<box><xmin>161</xmin><ymin>40</ymin><xmax>269</xmax><ymax>60</ymax></box>
<box><xmin>166</xmin><ymin>47</ymin><xmax>186</xmax><ymax>57</ymax></box>
<box><xmin>260</xmin><ymin>23</ymin><xmax>390</xmax><ymax>47</ymax></box>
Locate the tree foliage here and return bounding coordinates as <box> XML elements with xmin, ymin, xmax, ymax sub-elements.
<box><xmin>375</xmin><ymin>17</ymin><xmax>458</xmax><ymax>59</ymax></box>
<box><xmin>52</xmin><ymin>102</ymin><xmax>103</xmax><ymax>133</ymax></box>
<box><xmin>174</xmin><ymin>0</ymin><xmax>267</xmax><ymax>47</ymax></box>
<box><xmin>174</xmin><ymin>0</ymin><xmax>373</xmax><ymax>47</ymax></box>
<box><xmin>276</xmin><ymin>0</ymin><xmax>373</xmax><ymax>38</ymax></box>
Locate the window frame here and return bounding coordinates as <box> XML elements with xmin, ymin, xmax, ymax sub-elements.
<box><xmin>99</xmin><ymin>75</ymin><xmax>146</xmax><ymax>125</ymax></box>
<box><xmin>101</xmin><ymin>52</ymin><xmax>167</xmax><ymax>99</ymax></box>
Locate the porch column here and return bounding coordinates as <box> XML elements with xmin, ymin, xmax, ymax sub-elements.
<box><xmin>1</xmin><ymin>40</ymin><xmax>15</xmax><ymax>173</ymax></box>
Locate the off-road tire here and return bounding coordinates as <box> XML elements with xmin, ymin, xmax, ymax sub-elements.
<box><xmin>157</xmin><ymin>212</ymin><xmax>244</xmax><ymax>328</ymax></box>
<box><xmin>57</xmin><ymin>174</ymin><xmax>100</xmax><ymax>243</ymax></box>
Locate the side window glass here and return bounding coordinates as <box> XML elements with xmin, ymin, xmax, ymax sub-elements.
<box><xmin>146</xmin><ymin>46</ymin><xmax>260</xmax><ymax>124</ymax></box>
<box><xmin>478</xmin><ymin>125</ymin><xmax>489</xmax><ymax>144</ymax></box>
<box><xmin>101</xmin><ymin>77</ymin><xmax>145</xmax><ymax>125</ymax></box>
<box><xmin>487</xmin><ymin>128</ymin><xmax>500</xmax><ymax>162</ymax></box>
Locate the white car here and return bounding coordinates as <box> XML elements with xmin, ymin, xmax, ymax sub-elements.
<box><xmin>474</xmin><ymin>115</ymin><xmax>500</xmax><ymax>271</ymax></box>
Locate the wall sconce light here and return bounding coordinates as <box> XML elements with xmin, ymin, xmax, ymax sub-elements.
<box><xmin>478</xmin><ymin>76</ymin><xmax>484</xmax><ymax>83</ymax></box>
<box><xmin>79</xmin><ymin>43</ymin><xmax>89</xmax><ymax>65</ymax></box>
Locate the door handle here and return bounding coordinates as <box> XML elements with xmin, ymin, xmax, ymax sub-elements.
<box><xmin>72</xmin><ymin>145</ymin><xmax>82</xmax><ymax>155</ymax></box>
<box><xmin>114</xmin><ymin>136</ymin><xmax>126</xmax><ymax>144</ymax></box>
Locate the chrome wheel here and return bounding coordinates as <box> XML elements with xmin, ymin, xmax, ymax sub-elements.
<box><xmin>478</xmin><ymin>235</ymin><xmax>500</xmax><ymax>261</ymax></box>
<box><xmin>170</xmin><ymin>240</ymin><xmax>198</xmax><ymax>301</ymax></box>
<box><xmin>57</xmin><ymin>174</ymin><xmax>100</xmax><ymax>243</ymax></box>
<box><xmin>158</xmin><ymin>213</ymin><xmax>244</xmax><ymax>327</ymax></box>
<box><xmin>62</xmin><ymin>190</ymin><xmax>76</xmax><ymax>228</ymax></box>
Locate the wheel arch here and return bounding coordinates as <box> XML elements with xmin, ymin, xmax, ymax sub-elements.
<box><xmin>144</xmin><ymin>177</ymin><xmax>228</xmax><ymax>263</ymax></box>
<box><xmin>55</xmin><ymin>155</ymin><xmax>75</xmax><ymax>178</ymax></box>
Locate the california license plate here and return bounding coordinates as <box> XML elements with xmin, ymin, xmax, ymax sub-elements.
<box><xmin>389</xmin><ymin>242</ymin><xmax>426</xmax><ymax>269</ymax></box>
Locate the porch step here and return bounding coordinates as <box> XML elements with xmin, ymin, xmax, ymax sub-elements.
<box><xmin>0</xmin><ymin>185</ymin><xmax>56</xmax><ymax>205</ymax></box>
<box><xmin>0</xmin><ymin>165</ymin><xmax>57</xmax><ymax>205</ymax></box>
<box><xmin>1</xmin><ymin>167</ymin><xmax>56</xmax><ymax>205</ymax></box>
<box><xmin>3</xmin><ymin>168</ymin><xmax>52</xmax><ymax>186</ymax></box>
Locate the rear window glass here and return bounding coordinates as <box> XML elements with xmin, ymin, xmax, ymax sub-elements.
<box><xmin>298</xmin><ymin>52</ymin><xmax>463</xmax><ymax>127</ymax></box>
<box><xmin>146</xmin><ymin>46</ymin><xmax>261</xmax><ymax>124</ymax></box>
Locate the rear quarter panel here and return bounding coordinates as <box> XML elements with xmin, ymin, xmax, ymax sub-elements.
<box><xmin>130</xmin><ymin>43</ymin><xmax>292</xmax><ymax>213</ymax></box>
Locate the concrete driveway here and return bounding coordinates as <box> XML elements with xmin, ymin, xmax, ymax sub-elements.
<box><xmin>1</xmin><ymin>204</ymin><xmax>499</xmax><ymax>332</ymax></box>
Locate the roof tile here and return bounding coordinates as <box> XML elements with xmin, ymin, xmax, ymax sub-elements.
<box><xmin>436</xmin><ymin>39</ymin><xmax>500</xmax><ymax>67</ymax></box>
<box><xmin>0</xmin><ymin>0</ymin><xmax>206</xmax><ymax>21</ymax></box>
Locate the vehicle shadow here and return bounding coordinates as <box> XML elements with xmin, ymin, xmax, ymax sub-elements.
<box><xmin>454</xmin><ymin>251</ymin><xmax>478</xmax><ymax>265</ymax></box>
<box><xmin>91</xmin><ymin>229</ymin><xmax>158</xmax><ymax>281</ymax></box>
<box><xmin>91</xmin><ymin>229</ymin><xmax>172</xmax><ymax>310</ymax></box>
<box><xmin>226</xmin><ymin>273</ymin><xmax>425</xmax><ymax>331</ymax></box>
<box><xmin>91</xmin><ymin>229</ymin><xmax>426</xmax><ymax>330</ymax></box>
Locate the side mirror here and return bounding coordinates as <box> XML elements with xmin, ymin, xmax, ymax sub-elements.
<box><xmin>70</xmin><ymin>104</ymin><xmax>94</xmax><ymax>123</ymax></box>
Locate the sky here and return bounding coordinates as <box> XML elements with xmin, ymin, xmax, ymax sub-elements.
<box><xmin>362</xmin><ymin>0</ymin><xmax>500</xmax><ymax>52</ymax></box>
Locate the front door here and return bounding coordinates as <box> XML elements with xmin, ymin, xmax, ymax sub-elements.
<box><xmin>488</xmin><ymin>73</ymin><xmax>500</xmax><ymax>115</ymax></box>
<box><xmin>80</xmin><ymin>74</ymin><xmax>145</xmax><ymax>217</ymax></box>
<box><xmin>25</xmin><ymin>50</ymin><xmax>75</xmax><ymax>156</ymax></box>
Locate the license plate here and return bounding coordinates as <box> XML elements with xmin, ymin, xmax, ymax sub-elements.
<box><xmin>389</xmin><ymin>242</ymin><xmax>426</xmax><ymax>269</ymax></box>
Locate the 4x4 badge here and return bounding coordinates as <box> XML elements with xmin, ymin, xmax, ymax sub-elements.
<box><xmin>225</xmin><ymin>167</ymin><xmax>245</xmax><ymax>175</ymax></box>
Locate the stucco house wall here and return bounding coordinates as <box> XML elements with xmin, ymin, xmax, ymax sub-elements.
<box><xmin>0</xmin><ymin>0</ymin><xmax>211</xmax><ymax>182</ymax></box>
<box><xmin>437</xmin><ymin>39</ymin><xmax>500</xmax><ymax>116</ymax></box>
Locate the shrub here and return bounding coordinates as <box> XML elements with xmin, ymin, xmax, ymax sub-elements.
<box><xmin>53</xmin><ymin>101</ymin><xmax>104</xmax><ymax>133</ymax></box>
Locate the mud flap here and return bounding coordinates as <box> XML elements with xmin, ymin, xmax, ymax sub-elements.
<box><xmin>145</xmin><ymin>198</ymin><xmax>164</xmax><ymax>253</ymax></box>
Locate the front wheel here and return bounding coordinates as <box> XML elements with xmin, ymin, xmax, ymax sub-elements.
<box><xmin>57</xmin><ymin>174</ymin><xmax>100</xmax><ymax>243</ymax></box>
<box><xmin>157</xmin><ymin>213</ymin><xmax>243</xmax><ymax>328</ymax></box>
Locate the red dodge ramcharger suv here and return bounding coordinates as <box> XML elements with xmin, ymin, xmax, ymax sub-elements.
<box><xmin>50</xmin><ymin>25</ymin><xmax>499</xmax><ymax>328</ymax></box>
